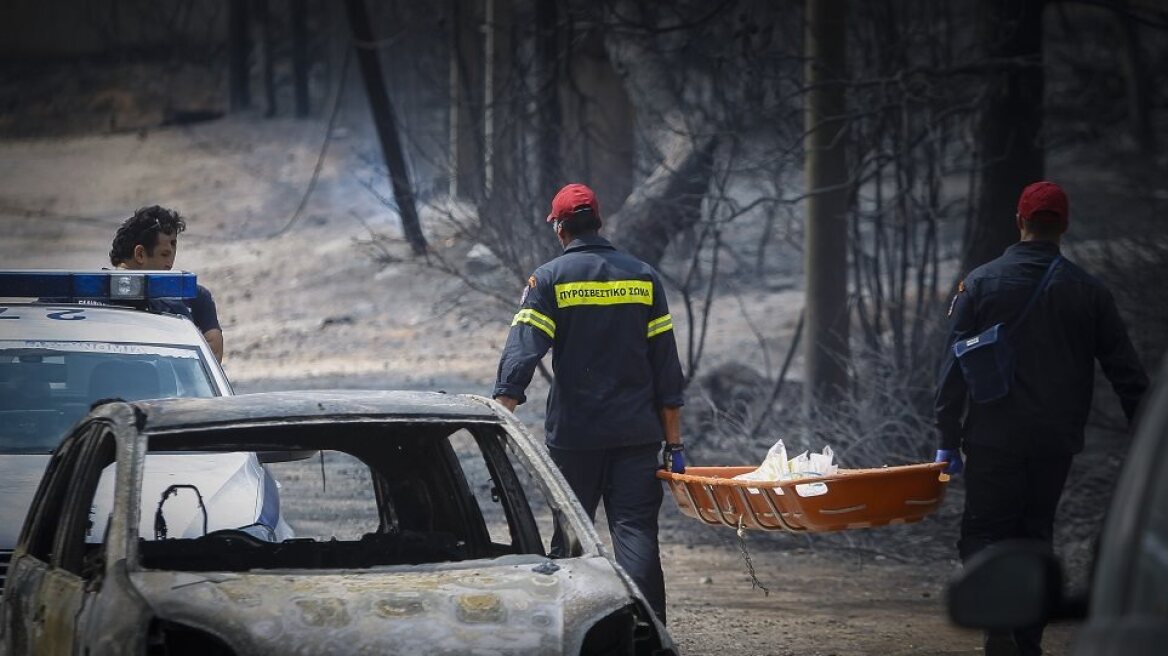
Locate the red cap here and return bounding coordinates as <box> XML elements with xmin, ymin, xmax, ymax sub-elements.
<box><xmin>547</xmin><ymin>183</ymin><xmax>600</xmax><ymax>224</ymax></box>
<box><xmin>1017</xmin><ymin>181</ymin><xmax>1069</xmax><ymax>223</ymax></box>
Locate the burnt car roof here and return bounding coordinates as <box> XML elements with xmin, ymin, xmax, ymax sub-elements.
<box><xmin>131</xmin><ymin>390</ymin><xmax>499</xmax><ymax>433</ymax></box>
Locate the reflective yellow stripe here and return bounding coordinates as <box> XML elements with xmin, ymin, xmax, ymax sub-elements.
<box><xmin>512</xmin><ymin>308</ymin><xmax>556</xmax><ymax>339</ymax></box>
<box><xmin>554</xmin><ymin>280</ymin><xmax>653</xmax><ymax>308</ymax></box>
<box><xmin>647</xmin><ymin>314</ymin><xmax>673</xmax><ymax>338</ymax></box>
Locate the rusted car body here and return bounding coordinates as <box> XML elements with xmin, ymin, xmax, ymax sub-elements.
<box><xmin>0</xmin><ymin>391</ymin><xmax>675</xmax><ymax>655</ymax></box>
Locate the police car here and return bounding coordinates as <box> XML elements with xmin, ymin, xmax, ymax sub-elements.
<box><xmin>0</xmin><ymin>270</ymin><xmax>291</xmax><ymax>593</ymax></box>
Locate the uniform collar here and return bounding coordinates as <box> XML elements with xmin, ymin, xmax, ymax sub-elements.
<box><xmin>563</xmin><ymin>234</ymin><xmax>615</xmax><ymax>253</ymax></box>
<box><xmin>1007</xmin><ymin>240</ymin><xmax>1061</xmax><ymax>255</ymax></box>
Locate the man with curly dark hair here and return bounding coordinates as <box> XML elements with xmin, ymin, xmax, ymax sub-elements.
<box><xmin>109</xmin><ymin>205</ymin><xmax>224</xmax><ymax>361</ymax></box>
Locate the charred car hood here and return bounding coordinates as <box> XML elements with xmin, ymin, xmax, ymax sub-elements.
<box><xmin>130</xmin><ymin>554</ymin><xmax>641</xmax><ymax>654</ymax></box>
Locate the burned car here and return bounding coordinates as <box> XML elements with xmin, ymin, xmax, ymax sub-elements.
<box><xmin>0</xmin><ymin>390</ymin><xmax>675</xmax><ymax>655</ymax></box>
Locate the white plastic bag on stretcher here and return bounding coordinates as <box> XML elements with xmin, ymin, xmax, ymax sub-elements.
<box><xmin>732</xmin><ymin>440</ymin><xmax>838</xmax><ymax>497</ymax></box>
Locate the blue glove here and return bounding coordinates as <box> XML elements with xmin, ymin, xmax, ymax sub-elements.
<box><xmin>935</xmin><ymin>449</ymin><xmax>964</xmax><ymax>475</ymax></box>
<box><xmin>662</xmin><ymin>443</ymin><xmax>686</xmax><ymax>474</ymax></box>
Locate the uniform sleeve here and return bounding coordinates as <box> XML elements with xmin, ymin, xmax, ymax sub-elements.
<box><xmin>1094</xmin><ymin>286</ymin><xmax>1149</xmax><ymax>424</ymax></box>
<box><xmin>187</xmin><ymin>285</ymin><xmax>221</xmax><ymax>333</ymax></box>
<box><xmin>934</xmin><ymin>280</ymin><xmax>976</xmax><ymax>450</ymax></box>
<box><xmin>647</xmin><ymin>273</ymin><xmax>685</xmax><ymax>408</ymax></box>
<box><xmin>492</xmin><ymin>274</ymin><xmax>556</xmax><ymax>405</ymax></box>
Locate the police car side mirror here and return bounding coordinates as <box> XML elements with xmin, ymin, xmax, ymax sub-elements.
<box><xmin>947</xmin><ymin>540</ymin><xmax>1063</xmax><ymax>630</ymax></box>
<box><xmin>256</xmin><ymin>450</ymin><xmax>318</xmax><ymax>464</ymax></box>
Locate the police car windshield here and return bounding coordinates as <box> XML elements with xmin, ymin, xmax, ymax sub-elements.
<box><xmin>0</xmin><ymin>342</ymin><xmax>216</xmax><ymax>454</ymax></box>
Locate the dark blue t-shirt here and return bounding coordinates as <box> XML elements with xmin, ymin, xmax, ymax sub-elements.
<box><xmin>186</xmin><ymin>285</ymin><xmax>220</xmax><ymax>333</ymax></box>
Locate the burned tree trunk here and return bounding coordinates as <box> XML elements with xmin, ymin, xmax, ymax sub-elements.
<box><xmin>608</xmin><ymin>137</ymin><xmax>718</xmax><ymax>268</ymax></box>
<box><xmin>449</xmin><ymin>0</ymin><xmax>484</xmax><ymax>200</ymax></box>
<box><xmin>803</xmin><ymin>0</ymin><xmax>851</xmax><ymax>410</ymax></box>
<box><xmin>345</xmin><ymin>0</ymin><xmax>428</xmax><ymax>256</ymax></box>
<box><xmin>534</xmin><ymin>0</ymin><xmax>563</xmax><ymax>198</ymax></box>
<box><xmin>1114</xmin><ymin>0</ymin><xmax>1156</xmax><ymax>156</ymax></box>
<box><xmin>291</xmin><ymin>0</ymin><xmax>310</xmax><ymax>117</ymax></box>
<box><xmin>601</xmin><ymin>2</ymin><xmax>719</xmax><ymax>268</ymax></box>
<box><xmin>256</xmin><ymin>0</ymin><xmax>278</xmax><ymax>117</ymax></box>
<box><xmin>228</xmin><ymin>0</ymin><xmax>251</xmax><ymax>111</ymax></box>
<box><xmin>963</xmin><ymin>0</ymin><xmax>1045</xmax><ymax>274</ymax></box>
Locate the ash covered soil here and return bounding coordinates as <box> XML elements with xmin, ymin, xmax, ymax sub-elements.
<box><xmin>0</xmin><ymin>117</ymin><xmax>1077</xmax><ymax>654</ymax></box>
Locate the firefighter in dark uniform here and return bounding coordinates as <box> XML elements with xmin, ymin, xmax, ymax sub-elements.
<box><xmin>934</xmin><ymin>181</ymin><xmax>1148</xmax><ymax>656</ymax></box>
<box><xmin>493</xmin><ymin>183</ymin><xmax>685</xmax><ymax>625</ymax></box>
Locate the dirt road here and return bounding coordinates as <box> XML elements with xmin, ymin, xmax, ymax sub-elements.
<box><xmin>662</xmin><ymin>540</ymin><xmax>1075</xmax><ymax>655</ymax></box>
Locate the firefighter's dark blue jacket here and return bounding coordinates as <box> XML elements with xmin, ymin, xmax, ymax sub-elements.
<box><xmin>493</xmin><ymin>235</ymin><xmax>685</xmax><ymax>450</ymax></box>
<box><xmin>935</xmin><ymin>240</ymin><xmax>1148</xmax><ymax>454</ymax></box>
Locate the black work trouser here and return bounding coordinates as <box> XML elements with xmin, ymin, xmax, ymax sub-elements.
<box><xmin>547</xmin><ymin>442</ymin><xmax>667</xmax><ymax>624</ymax></box>
<box><xmin>959</xmin><ymin>442</ymin><xmax>1073</xmax><ymax>656</ymax></box>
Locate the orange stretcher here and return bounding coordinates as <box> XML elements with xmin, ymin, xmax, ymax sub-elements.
<box><xmin>657</xmin><ymin>463</ymin><xmax>949</xmax><ymax>532</ymax></box>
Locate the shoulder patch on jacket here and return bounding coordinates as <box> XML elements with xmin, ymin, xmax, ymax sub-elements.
<box><xmin>947</xmin><ymin>279</ymin><xmax>965</xmax><ymax>317</ymax></box>
<box><xmin>519</xmin><ymin>275</ymin><xmax>537</xmax><ymax>305</ymax></box>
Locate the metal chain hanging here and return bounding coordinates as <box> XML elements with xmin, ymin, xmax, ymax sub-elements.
<box><xmin>736</xmin><ymin>517</ymin><xmax>770</xmax><ymax>596</ymax></box>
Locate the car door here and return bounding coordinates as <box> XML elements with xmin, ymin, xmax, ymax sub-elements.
<box><xmin>1</xmin><ymin>422</ymin><xmax>94</xmax><ymax>655</ymax></box>
<box><xmin>33</xmin><ymin>425</ymin><xmax>119</xmax><ymax>656</ymax></box>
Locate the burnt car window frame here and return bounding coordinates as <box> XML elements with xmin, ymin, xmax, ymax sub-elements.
<box><xmin>128</xmin><ymin>417</ymin><xmax>576</xmax><ymax>572</ymax></box>
<box><xmin>408</xmin><ymin>425</ymin><xmax>495</xmax><ymax>555</ymax></box>
<box><xmin>19</xmin><ymin>421</ymin><xmax>100</xmax><ymax>563</ymax></box>
<box><xmin>52</xmin><ymin>426</ymin><xmax>118</xmax><ymax>579</ymax></box>
<box><xmin>134</xmin><ymin>420</ymin><xmax>513</xmax><ymax>566</ymax></box>
<box><xmin>464</xmin><ymin>425</ymin><xmax>544</xmax><ymax>555</ymax></box>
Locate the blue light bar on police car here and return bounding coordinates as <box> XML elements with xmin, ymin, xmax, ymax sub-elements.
<box><xmin>0</xmin><ymin>270</ymin><xmax>198</xmax><ymax>301</ymax></box>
